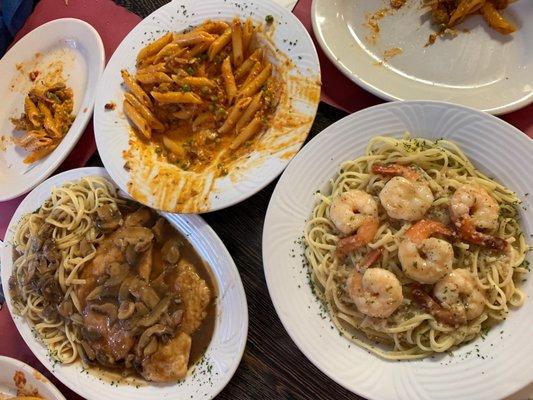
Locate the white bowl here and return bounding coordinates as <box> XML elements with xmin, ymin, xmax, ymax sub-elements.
<box><xmin>0</xmin><ymin>167</ymin><xmax>248</xmax><ymax>400</ymax></box>
<box><xmin>0</xmin><ymin>18</ymin><xmax>105</xmax><ymax>201</ymax></box>
<box><xmin>94</xmin><ymin>0</ymin><xmax>320</xmax><ymax>213</ymax></box>
<box><xmin>263</xmin><ymin>101</ymin><xmax>533</xmax><ymax>400</ymax></box>
<box><xmin>0</xmin><ymin>356</ymin><xmax>65</xmax><ymax>400</ymax></box>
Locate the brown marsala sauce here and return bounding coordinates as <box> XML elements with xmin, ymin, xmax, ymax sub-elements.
<box><xmin>76</xmin><ymin>202</ymin><xmax>217</xmax><ymax>383</ymax></box>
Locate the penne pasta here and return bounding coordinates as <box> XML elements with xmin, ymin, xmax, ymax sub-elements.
<box><xmin>238</xmin><ymin>63</ymin><xmax>272</xmax><ymax>99</ymax></box>
<box><xmin>121</xmin><ymin>69</ymin><xmax>153</xmax><ymax>107</ymax></box>
<box><xmin>208</xmin><ymin>28</ymin><xmax>232</xmax><ymax>61</ymax></box>
<box><xmin>242</xmin><ymin>19</ymin><xmax>254</xmax><ymax>56</ymax></box>
<box><xmin>121</xmin><ymin>17</ymin><xmax>282</xmax><ymax>174</ymax></box>
<box><xmin>174</xmin><ymin>76</ymin><xmax>216</xmax><ymax>88</ymax></box>
<box><xmin>235</xmin><ymin>49</ymin><xmax>262</xmax><ymax>81</ymax></box>
<box><xmin>481</xmin><ymin>2</ymin><xmax>516</xmax><ymax>34</ymax></box>
<box><xmin>229</xmin><ymin>116</ymin><xmax>263</xmax><ymax>150</ymax></box>
<box><xmin>124</xmin><ymin>100</ymin><xmax>151</xmax><ymax>138</ymax></box>
<box><xmin>37</xmin><ymin>101</ymin><xmax>61</xmax><ymax>138</ymax></box>
<box><xmin>231</xmin><ymin>19</ymin><xmax>244</xmax><ymax>67</ymax></box>
<box><xmin>24</xmin><ymin>97</ymin><xmax>42</xmax><ymax>127</ymax></box>
<box><xmin>195</xmin><ymin>20</ymin><xmax>229</xmax><ymax>34</ymax></box>
<box><xmin>151</xmin><ymin>91</ymin><xmax>203</xmax><ymax>105</ymax></box>
<box><xmin>124</xmin><ymin>92</ymin><xmax>165</xmax><ymax>131</ymax></box>
<box><xmin>221</xmin><ymin>56</ymin><xmax>238</xmax><ymax>104</ymax></box>
<box><xmin>136</xmin><ymin>72</ymin><xmax>173</xmax><ymax>84</ymax></box>
<box><xmin>173</xmin><ymin>30</ymin><xmax>214</xmax><ymax>47</ymax></box>
<box><xmin>235</xmin><ymin>92</ymin><xmax>262</xmax><ymax>133</ymax></box>
<box><xmin>136</xmin><ymin>32</ymin><xmax>173</xmax><ymax>63</ymax></box>
<box><xmin>218</xmin><ymin>97</ymin><xmax>252</xmax><ymax>134</ymax></box>
<box><xmin>153</xmin><ymin>43</ymin><xmax>185</xmax><ymax>64</ymax></box>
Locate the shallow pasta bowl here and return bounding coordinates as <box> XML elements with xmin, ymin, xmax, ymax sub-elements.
<box><xmin>94</xmin><ymin>0</ymin><xmax>320</xmax><ymax>213</ymax></box>
<box><xmin>0</xmin><ymin>18</ymin><xmax>104</xmax><ymax>201</ymax></box>
<box><xmin>0</xmin><ymin>167</ymin><xmax>248</xmax><ymax>400</ymax></box>
<box><xmin>262</xmin><ymin>101</ymin><xmax>533</xmax><ymax>400</ymax></box>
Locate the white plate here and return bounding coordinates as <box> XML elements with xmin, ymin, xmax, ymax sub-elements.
<box><xmin>0</xmin><ymin>167</ymin><xmax>248</xmax><ymax>400</ymax></box>
<box><xmin>312</xmin><ymin>0</ymin><xmax>533</xmax><ymax>115</ymax></box>
<box><xmin>0</xmin><ymin>356</ymin><xmax>65</xmax><ymax>400</ymax></box>
<box><xmin>94</xmin><ymin>0</ymin><xmax>320</xmax><ymax>213</ymax></box>
<box><xmin>263</xmin><ymin>101</ymin><xmax>533</xmax><ymax>400</ymax></box>
<box><xmin>0</xmin><ymin>18</ymin><xmax>104</xmax><ymax>201</ymax></box>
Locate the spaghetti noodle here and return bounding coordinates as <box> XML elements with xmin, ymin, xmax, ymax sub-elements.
<box><xmin>304</xmin><ymin>135</ymin><xmax>529</xmax><ymax>360</ymax></box>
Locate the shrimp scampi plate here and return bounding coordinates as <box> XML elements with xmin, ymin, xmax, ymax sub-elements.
<box><xmin>304</xmin><ymin>135</ymin><xmax>529</xmax><ymax>360</ymax></box>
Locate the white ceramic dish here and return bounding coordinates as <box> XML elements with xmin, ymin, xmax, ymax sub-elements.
<box><xmin>0</xmin><ymin>356</ymin><xmax>65</xmax><ymax>400</ymax></box>
<box><xmin>94</xmin><ymin>0</ymin><xmax>320</xmax><ymax>214</ymax></box>
<box><xmin>312</xmin><ymin>0</ymin><xmax>532</xmax><ymax>115</ymax></box>
<box><xmin>0</xmin><ymin>18</ymin><xmax>105</xmax><ymax>201</ymax></box>
<box><xmin>0</xmin><ymin>167</ymin><xmax>248</xmax><ymax>400</ymax></box>
<box><xmin>262</xmin><ymin>101</ymin><xmax>533</xmax><ymax>400</ymax></box>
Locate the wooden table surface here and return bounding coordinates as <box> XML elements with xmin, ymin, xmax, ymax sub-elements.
<box><xmin>87</xmin><ymin>102</ymin><xmax>362</xmax><ymax>400</ymax></box>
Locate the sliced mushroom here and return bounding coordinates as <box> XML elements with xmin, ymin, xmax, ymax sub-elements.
<box><xmin>118</xmin><ymin>301</ymin><xmax>135</xmax><ymax>320</ymax></box>
<box><xmin>124</xmin><ymin>208</ymin><xmax>152</xmax><ymax>228</ymax></box>
<box><xmin>137</xmin><ymin>245</ymin><xmax>153</xmax><ymax>281</ymax></box>
<box><xmin>105</xmin><ymin>262</ymin><xmax>130</xmax><ymax>287</ymax></box>
<box><xmin>169</xmin><ymin>309</ymin><xmax>184</xmax><ymax>327</ymax></box>
<box><xmin>42</xmin><ymin>239</ymin><xmax>60</xmax><ymax>263</ymax></box>
<box><xmin>79</xmin><ymin>238</ymin><xmax>93</xmax><ymax>257</ymax></box>
<box><xmin>129</xmin><ymin>278</ymin><xmax>160</xmax><ymax>309</ymax></box>
<box><xmin>38</xmin><ymin>275</ymin><xmax>62</xmax><ymax>305</ymax></box>
<box><xmin>114</xmin><ymin>227</ymin><xmax>154</xmax><ymax>252</ymax></box>
<box><xmin>143</xmin><ymin>336</ymin><xmax>159</xmax><ymax>357</ymax></box>
<box><xmin>137</xmin><ymin>296</ymin><xmax>171</xmax><ymax>328</ymax></box>
<box><xmin>86</xmin><ymin>284</ymin><xmax>119</xmax><ymax>302</ymax></box>
<box><xmin>80</xmin><ymin>341</ymin><xmax>96</xmax><ymax>361</ymax></box>
<box><xmin>95</xmin><ymin>204</ymin><xmax>123</xmax><ymax>231</ymax></box>
<box><xmin>135</xmin><ymin>302</ymin><xmax>149</xmax><ymax>316</ymax></box>
<box><xmin>152</xmin><ymin>218</ymin><xmax>167</xmax><ymax>243</ymax></box>
<box><xmin>81</xmin><ymin>326</ymin><xmax>102</xmax><ymax>342</ymax></box>
<box><xmin>118</xmin><ymin>276</ymin><xmax>134</xmax><ymax>303</ymax></box>
<box><xmin>135</xmin><ymin>323</ymin><xmax>169</xmax><ymax>357</ymax></box>
<box><xmin>125</xmin><ymin>245</ymin><xmax>139</xmax><ymax>266</ymax></box>
<box><xmin>95</xmin><ymin>350</ymin><xmax>116</xmax><ymax>368</ymax></box>
<box><xmin>90</xmin><ymin>303</ymin><xmax>118</xmax><ymax>324</ymax></box>
<box><xmin>161</xmin><ymin>239</ymin><xmax>181</xmax><ymax>264</ymax></box>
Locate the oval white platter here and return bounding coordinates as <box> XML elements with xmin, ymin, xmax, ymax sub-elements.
<box><xmin>94</xmin><ymin>0</ymin><xmax>320</xmax><ymax>213</ymax></box>
<box><xmin>0</xmin><ymin>356</ymin><xmax>65</xmax><ymax>400</ymax></box>
<box><xmin>0</xmin><ymin>167</ymin><xmax>248</xmax><ymax>400</ymax></box>
<box><xmin>263</xmin><ymin>101</ymin><xmax>533</xmax><ymax>400</ymax></box>
<box><xmin>312</xmin><ymin>0</ymin><xmax>532</xmax><ymax>115</ymax></box>
<box><xmin>0</xmin><ymin>18</ymin><xmax>105</xmax><ymax>201</ymax></box>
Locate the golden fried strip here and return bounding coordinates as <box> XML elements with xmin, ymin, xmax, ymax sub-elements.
<box><xmin>481</xmin><ymin>2</ymin><xmax>516</xmax><ymax>34</ymax></box>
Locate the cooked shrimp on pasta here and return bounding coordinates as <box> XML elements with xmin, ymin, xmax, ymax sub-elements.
<box><xmin>304</xmin><ymin>135</ymin><xmax>529</xmax><ymax>360</ymax></box>
<box><xmin>120</xmin><ymin>17</ymin><xmax>282</xmax><ymax>174</ymax></box>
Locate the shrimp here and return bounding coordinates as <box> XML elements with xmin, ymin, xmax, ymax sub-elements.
<box><xmin>329</xmin><ymin>190</ymin><xmax>379</xmax><ymax>256</ymax></box>
<box><xmin>433</xmin><ymin>268</ymin><xmax>486</xmax><ymax>322</ymax></box>
<box><xmin>372</xmin><ymin>164</ymin><xmax>434</xmax><ymax>221</ymax></box>
<box><xmin>450</xmin><ymin>184</ymin><xmax>507</xmax><ymax>250</ymax></box>
<box><xmin>346</xmin><ymin>267</ymin><xmax>403</xmax><ymax>318</ymax></box>
<box><xmin>410</xmin><ymin>284</ymin><xmax>463</xmax><ymax>327</ymax></box>
<box><xmin>398</xmin><ymin>220</ymin><xmax>454</xmax><ymax>284</ymax></box>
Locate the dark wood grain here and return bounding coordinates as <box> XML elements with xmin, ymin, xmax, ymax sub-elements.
<box><xmin>88</xmin><ymin>103</ymin><xmax>365</xmax><ymax>399</ymax></box>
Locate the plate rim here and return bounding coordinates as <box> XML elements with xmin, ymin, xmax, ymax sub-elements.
<box><xmin>0</xmin><ymin>166</ymin><xmax>249</xmax><ymax>400</ymax></box>
<box><xmin>0</xmin><ymin>355</ymin><xmax>66</xmax><ymax>400</ymax></box>
<box><xmin>0</xmin><ymin>17</ymin><xmax>105</xmax><ymax>201</ymax></box>
<box><xmin>310</xmin><ymin>0</ymin><xmax>533</xmax><ymax>115</ymax></box>
<box><xmin>93</xmin><ymin>0</ymin><xmax>321</xmax><ymax>214</ymax></box>
<box><xmin>262</xmin><ymin>100</ymin><xmax>533</xmax><ymax>400</ymax></box>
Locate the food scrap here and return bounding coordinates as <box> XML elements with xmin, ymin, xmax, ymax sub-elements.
<box><xmin>104</xmin><ymin>101</ymin><xmax>116</xmax><ymax>110</ymax></box>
